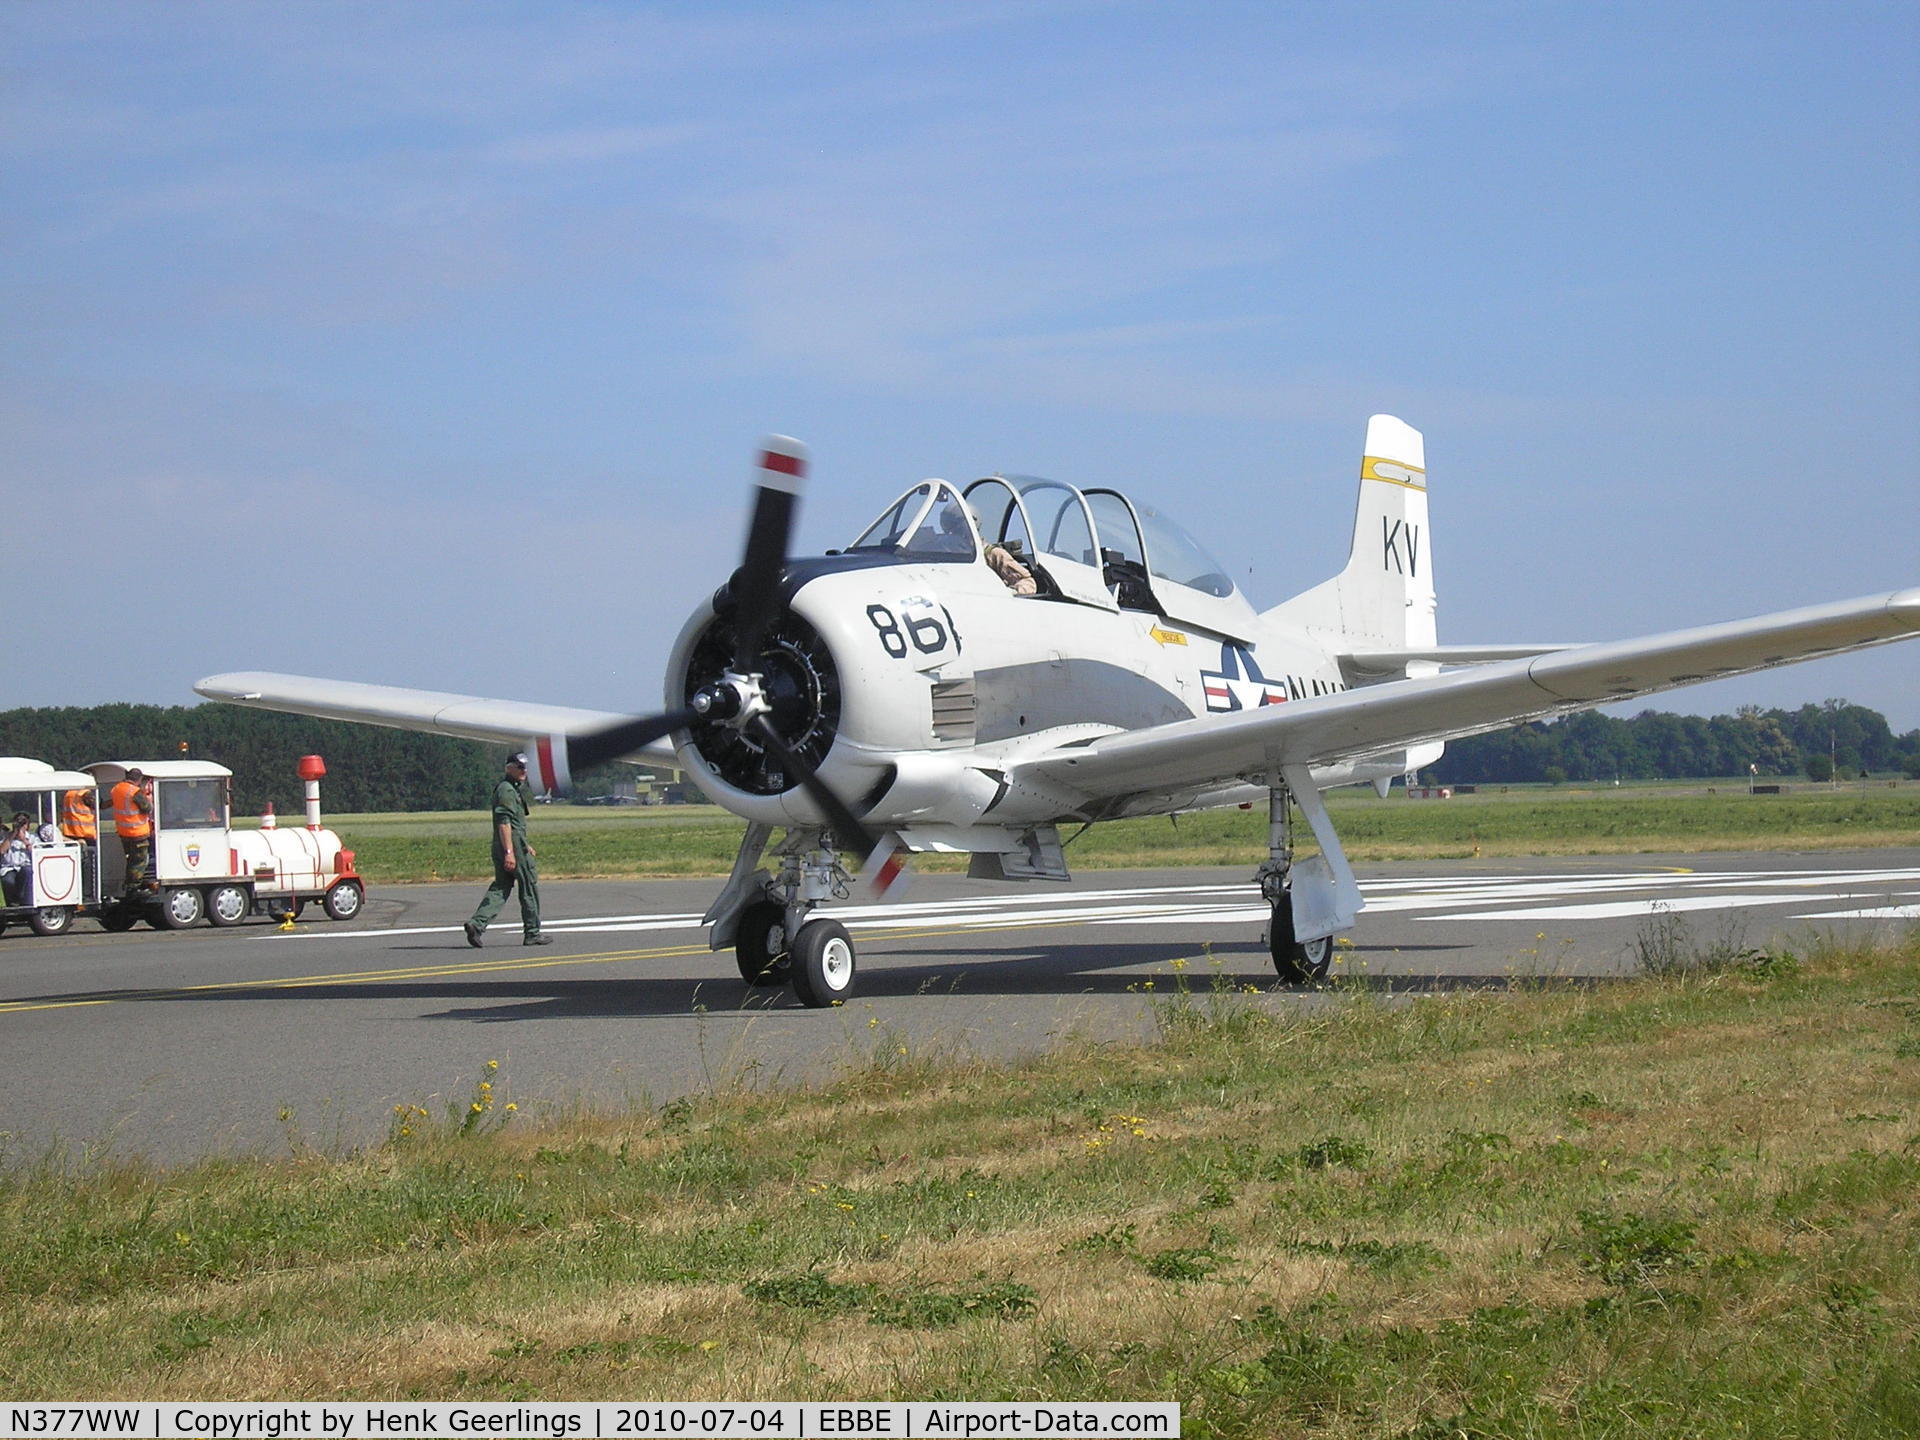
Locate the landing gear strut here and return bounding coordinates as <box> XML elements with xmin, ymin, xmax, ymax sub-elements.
<box><xmin>1256</xmin><ymin>768</ymin><xmax>1361</xmax><ymax>984</ymax></box>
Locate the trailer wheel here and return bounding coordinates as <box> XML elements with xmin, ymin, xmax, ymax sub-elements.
<box><xmin>29</xmin><ymin>906</ymin><xmax>75</xmax><ymax>937</ymax></box>
<box><xmin>322</xmin><ymin>880</ymin><xmax>363</xmax><ymax>921</ymax></box>
<box><xmin>159</xmin><ymin>887</ymin><xmax>205</xmax><ymax>929</ymax></box>
<box><xmin>207</xmin><ymin>884</ymin><xmax>251</xmax><ymax>927</ymax></box>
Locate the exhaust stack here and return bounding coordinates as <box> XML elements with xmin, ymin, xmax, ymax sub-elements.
<box><xmin>298</xmin><ymin>755</ymin><xmax>327</xmax><ymax>830</ymax></box>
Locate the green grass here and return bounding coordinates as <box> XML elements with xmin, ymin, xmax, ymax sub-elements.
<box><xmin>291</xmin><ymin>786</ymin><xmax>1920</xmax><ymax>883</ymax></box>
<box><xmin>3</xmin><ymin>932</ymin><xmax>1916</xmax><ymax>1432</ymax></box>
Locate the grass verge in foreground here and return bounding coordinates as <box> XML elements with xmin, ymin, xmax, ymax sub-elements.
<box><xmin>3</xmin><ymin>932</ymin><xmax>1917</xmax><ymax>1435</ymax></box>
<box><xmin>316</xmin><ymin>787</ymin><xmax>1920</xmax><ymax>883</ymax></box>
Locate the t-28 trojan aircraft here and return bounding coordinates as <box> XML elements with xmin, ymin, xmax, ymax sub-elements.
<box><xmin>197</xmin><ymin>418</ymin><xmax>1920</xmax><ymax>1006</ymax></box>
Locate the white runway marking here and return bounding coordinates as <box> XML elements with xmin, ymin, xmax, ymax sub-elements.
<box><xmin>1436</xmin><ymin>894</ymin><xmax>1826</xmax><ymax>923</ymax></box>
<box><xmin>278</xmin><ymin>865</ymin><xmax>1920</xmax><ymax>943</ymax></box>
<box><xmin>1793</xmin><ymin>905</ymin><xmax>1920</xmax><ymax>921</ymax></box>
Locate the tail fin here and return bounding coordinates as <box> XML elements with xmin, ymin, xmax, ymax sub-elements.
<box><xmin>1264</xmin><ymin>414</ymin><xmax>1436</xmax><ymax>656</ymax></box>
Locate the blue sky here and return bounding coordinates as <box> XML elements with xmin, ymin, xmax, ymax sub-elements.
<box><xmin>4</xmin><ymin>1</ymin><xmax>1916</xmax><ymax>729</ymax></box>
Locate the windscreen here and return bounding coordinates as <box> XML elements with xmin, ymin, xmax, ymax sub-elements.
<box><xmin>850</xmin><ymin>483</ymin><xmax>976</xmax><ymax>559</ymax></box>
<box><xmin>159</xmin><ymin>777</ymin><xmax>228</xmax><ymax>829</ymax></box>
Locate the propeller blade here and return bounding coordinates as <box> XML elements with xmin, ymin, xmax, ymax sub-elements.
<box><xmin>732</xmin><ymin>436</ymin><xmax>808</xmax><ymax>667</ymax></box>
<box><xmin>748</xmin><ymin>714</ymin><xmax>878</xmax><ymax>860</ymax></box>
<box><xmin>566</xmin><ymin>707</ymin><xmax>700</xmax><ymax>773</ymax></box>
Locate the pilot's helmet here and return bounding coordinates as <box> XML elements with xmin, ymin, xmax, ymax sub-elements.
<box><xmin>939</xmin><ymin>502</ymin><xmax>969</xmax><ymax>535</ymax></box>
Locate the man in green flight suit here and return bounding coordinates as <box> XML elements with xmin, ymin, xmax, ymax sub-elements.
<box><xmin>463</xmin><ymin>752</ymin><xmax>551</xmax><ymax>947</ymax></box>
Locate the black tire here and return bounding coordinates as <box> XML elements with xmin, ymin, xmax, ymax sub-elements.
<box><xmin>158</xmin><ymin>887</ymin><xmax>205</xmax><ymax>930</ymax></box>
<box><xmin>98</xmin><ymin>906</ymin><xmax>138</xmax><ymax>932</ymax></box>
<box><xmin>268</xmin><ymin>899</ymin><xmax>305</xmax><ymax>923</ymax></box>
<box><xmin>29</xmin><ymin>906</ymin><xmax>75</xmax><ymax>937</ymax></box>
<box><xmin>1268</xmin><ymin>898</ymin><xmax>1333</xmax><ymax>984</ymax></box>
<box><xmin>207</xmin><ymin>884</ymin><xmax>251</xmax><ymax>928</ymax></box>
<box><xmin>322</xmin><ymin>880</ymin><xmax>363</xmax><ymax>922</ymax></box>
<box><xmin>790</xmin><ymin>918</ymin><xmax>856</xmax><ymax>1007</ymax></box>
<box><xmin>734</xmin><ymin>899</ymin><xmax>792</xmax><ymax>986</ymax></box>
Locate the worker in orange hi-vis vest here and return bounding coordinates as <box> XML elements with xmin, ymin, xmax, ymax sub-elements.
<box><xmin>61</xmin><ymin>788</ymin><xmax>97</xmax><ymax>841</ymax></box>
<box><xmin>110</xmin><ymin>768</ymin><xmax>154</xmax><ymax>887</ymax></box>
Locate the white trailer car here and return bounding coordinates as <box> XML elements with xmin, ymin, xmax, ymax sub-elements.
<box><xmin>0</xmin><ymin>758</ymin><xmax>100</xmax><ymax>937</ymax></box>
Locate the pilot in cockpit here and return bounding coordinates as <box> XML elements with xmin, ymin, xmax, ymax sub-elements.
<box><xmin>982</xmin><ymin>534</ymin><xmax>1037</xmax><ymax>595</ymax></box>
<box><xmin>924</xmin><ymin>500</ymin><xmax>975</xmax><ymax>555</ymax></box>
<box><xmin>956</xmin><ymin>501</ymin><xmax>1037</xmax><ymax>595</ymax></box>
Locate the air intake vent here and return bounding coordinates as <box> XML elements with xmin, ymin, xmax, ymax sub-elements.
<box><xmin>930</xmin><ymin>678</ymin><xmax>977</xmax><ymax>744</ymax></box>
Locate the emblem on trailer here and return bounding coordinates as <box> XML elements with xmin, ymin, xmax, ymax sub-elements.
<box><xmin>184</xmin><ymin>844</ymin><xmax>201</xmax><ymax>868</ymax></box>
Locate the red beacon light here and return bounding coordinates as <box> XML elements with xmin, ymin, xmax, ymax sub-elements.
<box><xmin>297</xmin><ymin>755</ymin><xmax>327</xmax><ymax>782</ymax></box>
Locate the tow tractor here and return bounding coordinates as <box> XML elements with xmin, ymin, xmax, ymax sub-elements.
<box><xmin>84</xmin><ymin>755</ymin><xmax>364</xmax><ymax>931</ymax></box>
<box><xmin>0</xmin><ymin>757</ymin><xmax>100</xmax><ymax>937</ymax></box>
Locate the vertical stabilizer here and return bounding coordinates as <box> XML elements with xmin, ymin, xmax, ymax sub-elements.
<box><xmin>1264</xmin><ymin>415</ymin><xmax>1436</xmax><ymax>656</ymax></box>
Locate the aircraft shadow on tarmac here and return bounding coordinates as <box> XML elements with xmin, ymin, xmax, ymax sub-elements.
<box><xmin>12</xmin><ymin>939</ymin><xmax>1618</xmax><ymax>1023</ymax></box>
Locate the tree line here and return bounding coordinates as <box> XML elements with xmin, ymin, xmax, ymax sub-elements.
<box><xmin>0</xmin><ymin>704</ymin><xmax>502</xmax><ymax>814</ymax></box>
<box><xmin>4</xmin><ymin>697</ymin><xmax>1915</xmax><ymax>810</ymax></box>
<box><xmin>1429</xmin><ymin>701</ymin><xmax>1920</xmax><ymax>785</ymax></box>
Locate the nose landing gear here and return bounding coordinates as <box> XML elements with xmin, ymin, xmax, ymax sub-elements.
<box><xmin>716</xmin><ymin>826</ymin><xmax>863</xmax><ymax>1007</ymax></box>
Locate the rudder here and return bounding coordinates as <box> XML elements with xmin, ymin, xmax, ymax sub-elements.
<box><xmin>1264</xmin><ymin>414</ymin><xmax>1435</xmax><ymax>654</ymax></box>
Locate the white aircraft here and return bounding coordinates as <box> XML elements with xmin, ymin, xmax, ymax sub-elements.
<box><xmin>197</xmin><ymin>419</ymin><xmax>1920</xmax><ymax>1005</ymax></box>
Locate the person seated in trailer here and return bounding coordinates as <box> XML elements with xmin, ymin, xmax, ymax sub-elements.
<box><xmin>1</xmin><ymin>813</ymin><xmax>33</xmax><ymax>905</ymax></box>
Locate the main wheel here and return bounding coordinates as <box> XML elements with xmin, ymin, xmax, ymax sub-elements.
<box><xmin>790</xmin><ymin>918</ymin><xmax>856</xmax><ymax>1007</ymax></box>
<box><xmin>1268</xmin><ymin>898</ymin><xmax>1333</xmax><ymax>984</ymax></box>
<box><xmin>159</xmin><ymin>887</ymin><xmax>205</xmax><ymax>929</ymax></box>
<box><xmin>207</xmin><ymin>884</ymin><xmax>251</xmax><ymax>927</ymax></box>
<box><xmin>322</xmin><ymin>880</ymin><xmax>364</xmax><ymax>921</ymax></box>
<box><xmin>29</xmin><ymin>906</ymin><xmax>75</xmax><ymax>937</ymax></box>
<box><xmin>267</xmin><ymin>899</ymin><xmax>305</xmax><ymax>923</ymax></box>
<box><xmin>734</xmin><ymin>899</ymin><xmax>792</xmax><ymax>986</ymax></box>
<box><xmin>98</xmin><ymin>905</ymin><xmax>138</xmax><ymax>932</ymax></box>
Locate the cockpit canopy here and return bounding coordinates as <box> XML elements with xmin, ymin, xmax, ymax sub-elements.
<box><xmin>847</xmin><ymin>474</ymin><xmax>1257</xmax><ymax>641</ymax></box>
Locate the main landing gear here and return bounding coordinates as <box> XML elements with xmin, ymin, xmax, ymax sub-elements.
<box><xmin>713</xmin><ymin>826</ymin><xmax>862</xmax><ymax>1007</ymax></box>
<box><xmin>1256</xmin><ymin>768</ymin><xmax>1362</xmax><ymax>985</ymax></box>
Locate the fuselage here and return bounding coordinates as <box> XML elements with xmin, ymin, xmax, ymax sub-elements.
<box><xmin>665</xmin><ymin>477</ymin><xmax>1362</xmax><ymax>838</ymax></box>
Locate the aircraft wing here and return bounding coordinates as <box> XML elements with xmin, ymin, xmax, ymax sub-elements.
<box><xmin>192</xmin><ymin>671</ymin><xmax>680</xmax><ymax>768</ymax></box>
<box><xmin>1013</xmin><ymin>589</ymin><xmax>1920</xmax><ymax>799</ymax></box>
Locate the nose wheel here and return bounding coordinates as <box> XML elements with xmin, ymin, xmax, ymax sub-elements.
<box><xmin>789</xmin><ymin>919</ymin><xmax>856</xmax><ymax>1007</ymax></box>
<box><xmin>728</xmin><ymin>836</ymin><xmax>863</xmax><ymax>1006</ymax></box>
